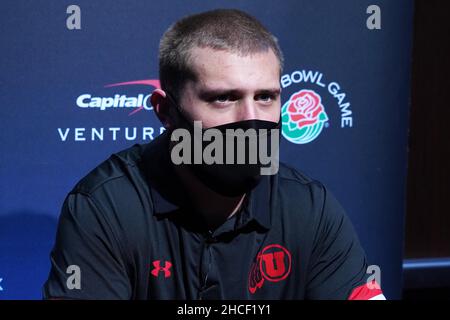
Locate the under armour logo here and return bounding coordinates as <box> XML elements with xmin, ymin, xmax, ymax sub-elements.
<box><xmin>151</xmin><ymin>260</ymin><xmax>172</xmax><ymax>278</ymax></box>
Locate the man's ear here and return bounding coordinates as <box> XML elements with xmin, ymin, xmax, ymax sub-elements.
<box><xmin>151</xmin><ymin>89</ymin><xmax>174</xmax><ymax>130</ymax></box>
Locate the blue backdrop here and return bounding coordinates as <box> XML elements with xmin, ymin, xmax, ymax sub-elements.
<box><xmin>0</xmin><ymin>0</ymin><xmax>414</xmax><ymax>299</ymax></box>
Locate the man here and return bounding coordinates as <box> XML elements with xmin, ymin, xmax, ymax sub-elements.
<box><xmin>43</xmin><ymin>9</ymin><xmax>384</xmax><ymax>300</ymax></box>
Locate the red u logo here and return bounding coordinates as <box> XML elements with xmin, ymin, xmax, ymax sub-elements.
<box><xmin>259</xmin><ymin>244</ymin><xmax>291</xmax><ymax>282</ymax></box>
<box><xmin>261</xmin><ymin>251</ymin><xmax>286</xmax><ymax>278</ymax></box>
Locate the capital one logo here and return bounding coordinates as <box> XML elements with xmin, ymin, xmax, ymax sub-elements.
<box><xmin>76</xmin><ymin>79</ymin><xmax>160</xmax><ymax>116</ymax></box>
<box><xmin>151</xmin><ymin>260</ymin><xmax>172</xmax><ymax>278</ymax></box>
<box><xmin>248</xmin><ymin>244</ymin><xmax>292</xmax><ymax>294</ymax></box>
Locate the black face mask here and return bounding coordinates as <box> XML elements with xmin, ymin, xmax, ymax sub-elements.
<box><xmin>166</xmin><ymin>93</ymin><xmax>280</xmax><ymax>197</ymax></box>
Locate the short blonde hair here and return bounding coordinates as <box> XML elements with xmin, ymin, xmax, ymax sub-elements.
<box><xmin>158</xmin><ymin>9</ymin><xmax>284</xmax><ymax>101</ymax></box>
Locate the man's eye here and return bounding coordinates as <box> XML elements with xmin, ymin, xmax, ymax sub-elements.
<box><xmin>213</xmin><ymin>95</ymin><xmax>233</xmax><ymax>103</ymax></box>
<box><xmin>256</xmin><ymin>94</ymin><xmax>275</xmax><ymax>102</ymax></box>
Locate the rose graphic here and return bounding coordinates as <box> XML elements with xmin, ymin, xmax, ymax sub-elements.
<box><xmin>281</xmin><ymin>89</ymin><xmax>328</xmax><ymax>144</ymax></box>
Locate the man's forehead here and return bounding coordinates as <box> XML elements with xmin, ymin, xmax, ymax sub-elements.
<box><xmin>188</xmin><ymin>46</ymin><xmax>281</xmax><ymax>91</ymax></box>
<box><xmin>188</xmin><ymin>46</ymin><xmax>279</xmax><ymax>69</ymax></box>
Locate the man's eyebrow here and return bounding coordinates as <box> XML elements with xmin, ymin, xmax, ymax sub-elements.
<box><xmin>198</xmin><ymin>88</ymin><xmax>240</xmax><ymax>98</ymax></box>
<box><xmin>198</xmin><ymin>88</ymin><xmax>281</xmax><ymax>98</ymax></box>
<box><xmin>255</xmin><ymin>88</ymin><xmax>281</xmax><ymax>95</ymax></box>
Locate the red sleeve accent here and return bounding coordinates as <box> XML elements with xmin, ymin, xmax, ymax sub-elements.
<box><xmin>348</xmin><ymin>281</ymin><xmax>383</xmax><ymax>300</ymax></box>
